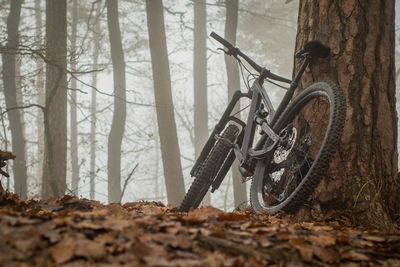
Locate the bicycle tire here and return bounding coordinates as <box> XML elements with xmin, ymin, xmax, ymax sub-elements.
<box><xmin>250</xmin><ymin>81</ymin><xmax>346</xmax><ymax>214</ymax></box>
<box><xmin>179</xmin><ymin>124</ymin><xmax>240</xmax><ymax>212</ymax></box>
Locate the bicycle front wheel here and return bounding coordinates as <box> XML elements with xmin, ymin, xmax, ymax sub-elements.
<box><xmin>179</xmin><ymin>124</ymin><xmax>240</xmax><ymax>212</ymax></box>
<box><xmin>250</xmin><ymin>81</ymin><xmax>346</xmax><ymax>214</ymax></box>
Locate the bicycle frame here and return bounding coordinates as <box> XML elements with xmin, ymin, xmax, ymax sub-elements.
<box><xmin>190</xmin><ymin>55</ymin><xmax>312</xmax><ymax>191</ymax></box>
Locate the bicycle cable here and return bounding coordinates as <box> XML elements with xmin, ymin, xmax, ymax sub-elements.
<box><xmin>265</xmin><ymin>78</ymin><xmax>289</xmax><ymax>90</ymax></box>
<box><xmin>231</xmin><ymin>103</ymin><xmax>250</xmax><ymax>117</ymax></box>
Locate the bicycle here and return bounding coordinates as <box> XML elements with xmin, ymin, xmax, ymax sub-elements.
<box><xmin>179</xmin><ymin>32</ymin><xmax>346</xmax><ymax>214</ymax></box>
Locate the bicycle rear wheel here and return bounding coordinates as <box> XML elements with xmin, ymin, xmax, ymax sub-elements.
<box><xmin>250</xmin><ymin>81</ymin><xmax>346</xmax><ymax>214</ymax></box>
<box><xmin>179</xmin><ymin>124</ymin><xmax>240</xmax><ymax>212</ymax></box>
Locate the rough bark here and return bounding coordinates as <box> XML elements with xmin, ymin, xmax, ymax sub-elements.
<box><xmin>35</xmin><ymin>0</ymin><xmax>45</xmax><ymax>198</ymax></box>
<box><xmin>106</xmin><ymin>0</ymin><xmax>126</xmax><ymax>203</ymax></box>
<box><xmin>294</xmin><ymin>0</ymin><xmax>399</xmax><ymax>229</ymax></box>
<box><xmin>90</xmin><ymin>0</ymin><xmax>102</xmax><ymax>201</ymax></box>
<box><xmin>42</xmin><ymin>0</ymin><xmax>68</xmax><ymax>198</ymax></box>
<box><xmin>224</xmin><ymin>0</ymin><xmax>247</xmax><ymax>209</ymax></box>
<box><xmin>193</xmin><ymin>0</ymin><xmax>210</xmax><ymax>206</ymax></box>
<box><xmin>70</xmin><ymin>0</ymin><xmax>79</xmax><ymax>195</ymax></box>
<box><xmin>146</xmin><ymin>0</ymin><xmax>186</xmax><ymax>207</ymax></box>
<box><xmin>1</xmin><ymin>0</ymin><xmax>28</xmax><ymax>199</ymax></box>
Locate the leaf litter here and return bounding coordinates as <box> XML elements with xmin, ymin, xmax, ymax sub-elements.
<box><xmin>0</xmin><ymin>194</ymin><xmax>399</xmax><ymax>266</ymax></box>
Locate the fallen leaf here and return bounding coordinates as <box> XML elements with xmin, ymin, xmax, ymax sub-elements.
<box><xmin>184</xmin><ymin>206</ymin><xmax>224</xmax><ymax>222</ymax></box>
<box><xmin>340</xmin><ymin>250</ymin><xmax>370</xmax><ymax>261</ymax></box>
<box><xmin>312</xmin><ymin>246</ymin><xmax>339</xmax><ymax>263</ymax></box>
<box><xmin>309</xmin><ymin>233</ymin><xmax>336</xmax><ymax>247</ymax></box>
<box><xmin>51</xmin><ymin>239</ymin><xmax>74</xmax><ymax>264</ymax></box>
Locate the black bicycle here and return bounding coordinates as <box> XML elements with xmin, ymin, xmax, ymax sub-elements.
<box><xmin>179</xmin><ymin>32</ymin><xmax>346</xmax><ymax>214</ymax></box>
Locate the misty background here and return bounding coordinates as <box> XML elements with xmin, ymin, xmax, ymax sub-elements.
<box><xmin>0</xmin><ymin>0</ymin><xmax>399</xmax><ymax>211</ymax></box>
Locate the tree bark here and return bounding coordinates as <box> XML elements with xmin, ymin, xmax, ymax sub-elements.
<box><xmin>90</xmin><ymin>0</ymin><xmax>102</xmax><ymax>201</ymax></box>
<box><xmin>294</xmin><ymin>0</ymin><xmax>399</xmax><ymax>229</ymax></box>
<box><xmin>1</xmin><ymin>0</ymin><xmax>28</xmax><ymax>199</ymax></box>
<box><xmin>70</xmin><ymin>0</ymin><xmax>79</xmax><ymax>195</ymax></box>
<box><xmin>224</xmin><ymin>0</ymin><xmax>247</xmax><ymax>209</ymax></box>
<box><xmin>42</xmin><ymin>0</ymin><xmax>68</xmax><ymax>198</ymax></box>
<box><xmin>146</xmin><ymin>0</ymin><xmax>186</xmax><ymax>207</ymax></box>
<box><xmin>193</xmin><ymin>0</ymin><xmax>210</xmax><ymax>206</ymax></box>
<box><xmin>35</xmin><ymin>0</ymin><xmax>45</xmax><ymax>198</ymax></box>
<box><xmin>106</xmin><ymin>0</ymin><xmax>126</xmax><ymax>203</ymax></box>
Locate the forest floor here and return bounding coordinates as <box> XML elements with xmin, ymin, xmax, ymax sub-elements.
<box><xmin>0</xmin><ymin>193</ymin><xmax>399</xmax><ymax>266</ymax></box>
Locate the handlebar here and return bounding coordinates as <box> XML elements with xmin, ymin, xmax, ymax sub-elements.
<box><xmin>210</xmin><ymin>31</ymin><xmax>291</xmax><ymax>84</ymax></box>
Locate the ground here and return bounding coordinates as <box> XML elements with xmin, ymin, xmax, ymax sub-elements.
<box><xmin>0</xmin><ymin>193</ymin><xmax>399</xmax><ymax>266</ymax></box>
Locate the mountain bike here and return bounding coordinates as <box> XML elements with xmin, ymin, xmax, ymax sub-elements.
<box><xmin>179</xmin><ymin>32</ymin><xmax>346</xmax><ymax>214</ymax></box>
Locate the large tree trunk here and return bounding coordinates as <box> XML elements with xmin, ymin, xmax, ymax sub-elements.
<box><xmin>146</xmin><ymin>0</ymin><xmax>186</xmax><ymax>207</ymax></box>
<box><xmin>42</xmin><ymin>0</ymin><xmax>68</xmax><ymax>198</ymax></box>
<box><xmin>90</xmin><ymin>0</ymin><xmax>102</xmax><ymax>201</ymax></box>
<box><xmin>70</xmin><ymin>0</ymin><xmax>79</xmax><ymax>195</ymax></box>
<box><xmin>224</xmin><ymin>0</ymin><xmax>247</xmax><ymax>209</ymax></box>
<box><xmin>1</xmin><ymin>0</ymin><xmax>28</xmax><ymax>199</ymax></box>
<box><xmin>193</xmin><ymin>0</ymin><xmax>210</xmax><ymax>206</ymax></box>
<box><xmin>295</xmin><ymin>0</ymin><xmax>399</xmax><ymax>229</ymax></box>
<box><xmin>106</xmin><ymin>0</ymin><xmax>126</xmax><ymax>203</ymax></box>
<box><xmin>35</xmin><ymin>0</ymin><xmax>45</xmax><ymax>198</ymax></box>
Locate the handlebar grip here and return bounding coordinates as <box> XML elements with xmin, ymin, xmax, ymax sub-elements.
<box><xmin>210</xmin><ymin>31</ymin><xmax>233</xmax><ymax>49</ymax></box>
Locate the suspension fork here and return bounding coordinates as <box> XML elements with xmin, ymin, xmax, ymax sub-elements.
<box><xmin>190</xmin><ymin>90</ymin><xmax>249</xmax><ymax>177</ymax></box>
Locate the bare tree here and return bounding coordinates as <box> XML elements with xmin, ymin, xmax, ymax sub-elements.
<box><xmin>224</xmin><ymin>0</ymin><xmax>247</xmax><ymax>208</ymax></box>
<box><xmin>295</xmin><ymin>0</ymin><xmax>399</xmax><ymax>229</ymax></box>
<box><xmin>90</xmin><ymin>0</ymin><xmax>102</xmax><ymax>201</ymax></box>
<box><xmin>1</xmin><ymin>0</ymin><xmax>28</xmax><ymax>199</ymax></box>
<box><xmin>34</xmin><ymin>0</ymin><xmax>45</xmax><ymax>198</ymax></box>
<box><xmin>106</xmin><ymin>0</ymin><xmax>126</xmax><ymax>203</ymax></box>
<box><xmin>42</xmin><ymin>0</ymin><xmax>68</xmax><ymax>198</ymax></box>
<box><xmin>193</xmin><ymin>0</ymin><xmax>210</xmax><ymax>206</ymax></box>
<box><xmin>70</xmin><ymin>0</ymin><xmax>79</xmax><ymax>195</ymax></box>
<box><xmin>146</xmin><ymin>0</ymin><xmax>185</xmax><ymax>206</ymax></box>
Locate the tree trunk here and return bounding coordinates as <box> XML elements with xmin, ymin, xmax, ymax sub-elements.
<box><xmin>106</xmin><ymin>0</ymin><xmax>126</xmax><ymax>203</ymax></box>
<box><xmin>294</xmin><ymin>0</ymin><xmax>399</xmax><ymax>229</ymax></box>
<box><xmin>146</xmin><ymin>0</ymin><xmax>186</xmax><ymax>207</ymax></box>
<box><xmin>42</xmin><ymin>0</ymin><xmax>68</xmax><ymax>198</ymax></box>
<box><xmin>70</xmin><ymin>0</ymin><xmax>79</xmax><ymax>195</ymax></box>
<box><xmin>90</xmin><ymin>0</ymin><xmax>102</xmax><ymax>201</ymax></box>
<box><xmin>193</xmin><ymin>0</ymin><xmax>210</xmax><ymax>206</ymax></box>
<box><xmin>1</xmin><ymin>0</ymin><xmax>28</xmax><ymax>199</ymax></box>
<box><xmin>35</xmin><ymin>0</ymin><xmax>45</xmax><ymax>198</ymax></box>
<box><xmin>224</xmin><ymin>0</ymin><xmax>247</xmax><ymax>209</ymax></box>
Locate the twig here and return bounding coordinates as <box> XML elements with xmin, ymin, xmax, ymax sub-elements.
<box><xmin>119</xmin><ymin>163</ymin><xmax>139</xmax><ymax>202</ymax></box>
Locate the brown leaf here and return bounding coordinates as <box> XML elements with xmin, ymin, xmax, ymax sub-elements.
<box><xmin>74</xmin><ymin>220</ymin><xmax>104</xmax><ymax>230</ymax></box>
<box><xmin>152</xmin><ymin>233</ymin><xmax>191</xmax><ymax>249</ymax></box>
<box><xmin>184</xmin><ymin>206</ymin><xmax>223</xmax><ymax>222</ymax></box>
<box><xmin>340</xmin><ymin>250</ymin><xmax>370</xmax><ymax>261</ymax></box>
<box><xmin>74</xmin><ymin>239</ymin><xmax>106</xmax><ymax>260</ymax></box>
<box><xmin>362</xmin><ymin>235</ymin><xmax>386</xmax><ymax>242</ymax></box>
<box><xmin>51</xmin><ymin>239</ymin><xmax>74</xmax><ymax>264</ymax></box>
<box><xmin>217</xmin><ymin>212</ymin><xmax>249</xmax><ymax>221</ymax></box>
<box><xmin>309</xmin><ymin>233</ymin><xmax>336</xmax><ymax>247</ymax></box>
<box><xmin>312</xmin><ymin>246</ymin><xmax>339</xmax><ymax>263</ymax></box>
<box><xmin>290</xmin><ymin>238</ymin><xmax>313</xmax><ymax>262</ymax></box>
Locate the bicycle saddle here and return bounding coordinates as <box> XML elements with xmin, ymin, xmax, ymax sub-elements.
<box><xmin>295</xmin><ymin>40</ymin><xmax>330</xmax><ymax>58</ymax></box>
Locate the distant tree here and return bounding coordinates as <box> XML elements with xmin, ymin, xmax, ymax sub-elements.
<box><xmin>146</xmin><ymin>0</ymin><xmax>186</xmax><ymax>206</ymax></box>
<box><xmin>295</xmin><ymin>0</ymin><xmax>400</xmax><ymax>229</ymax></box>
<box><xmin>1</xmin><ymin>0</ymin><xmax>28</xmax><ymax>199</ymax></box>
<box><xmin>34</xmin><ymin>0</ymin><xmax>45</xmax><ymax>197</ymax></box>
<box><xmin>90</xmin><ymin>0</ymin><xmax>102</xmax><ymax>201</ymax></box>
<box><xmin>69</xmin><ymin>0</ymin><xmax>79</xmax><ymax>195</ymax></box>
<box><xmin>42</xmin><ymin>0</ymin><xmax>68</xmax><ymax>198</ymax></box>
<box><xmin>224</xmin><ymin>0</ymin><xmax>247</xmax><ymax>208</ymax></box>
<box><xmin>106</xmin><ymin>0</ymin><xmax>126</xmax><ymax>203</ymax></box>
<box><xmin>193</xmin><ymin>0</ymin><xmax>210</xmax><ymax>206</ymax></box>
